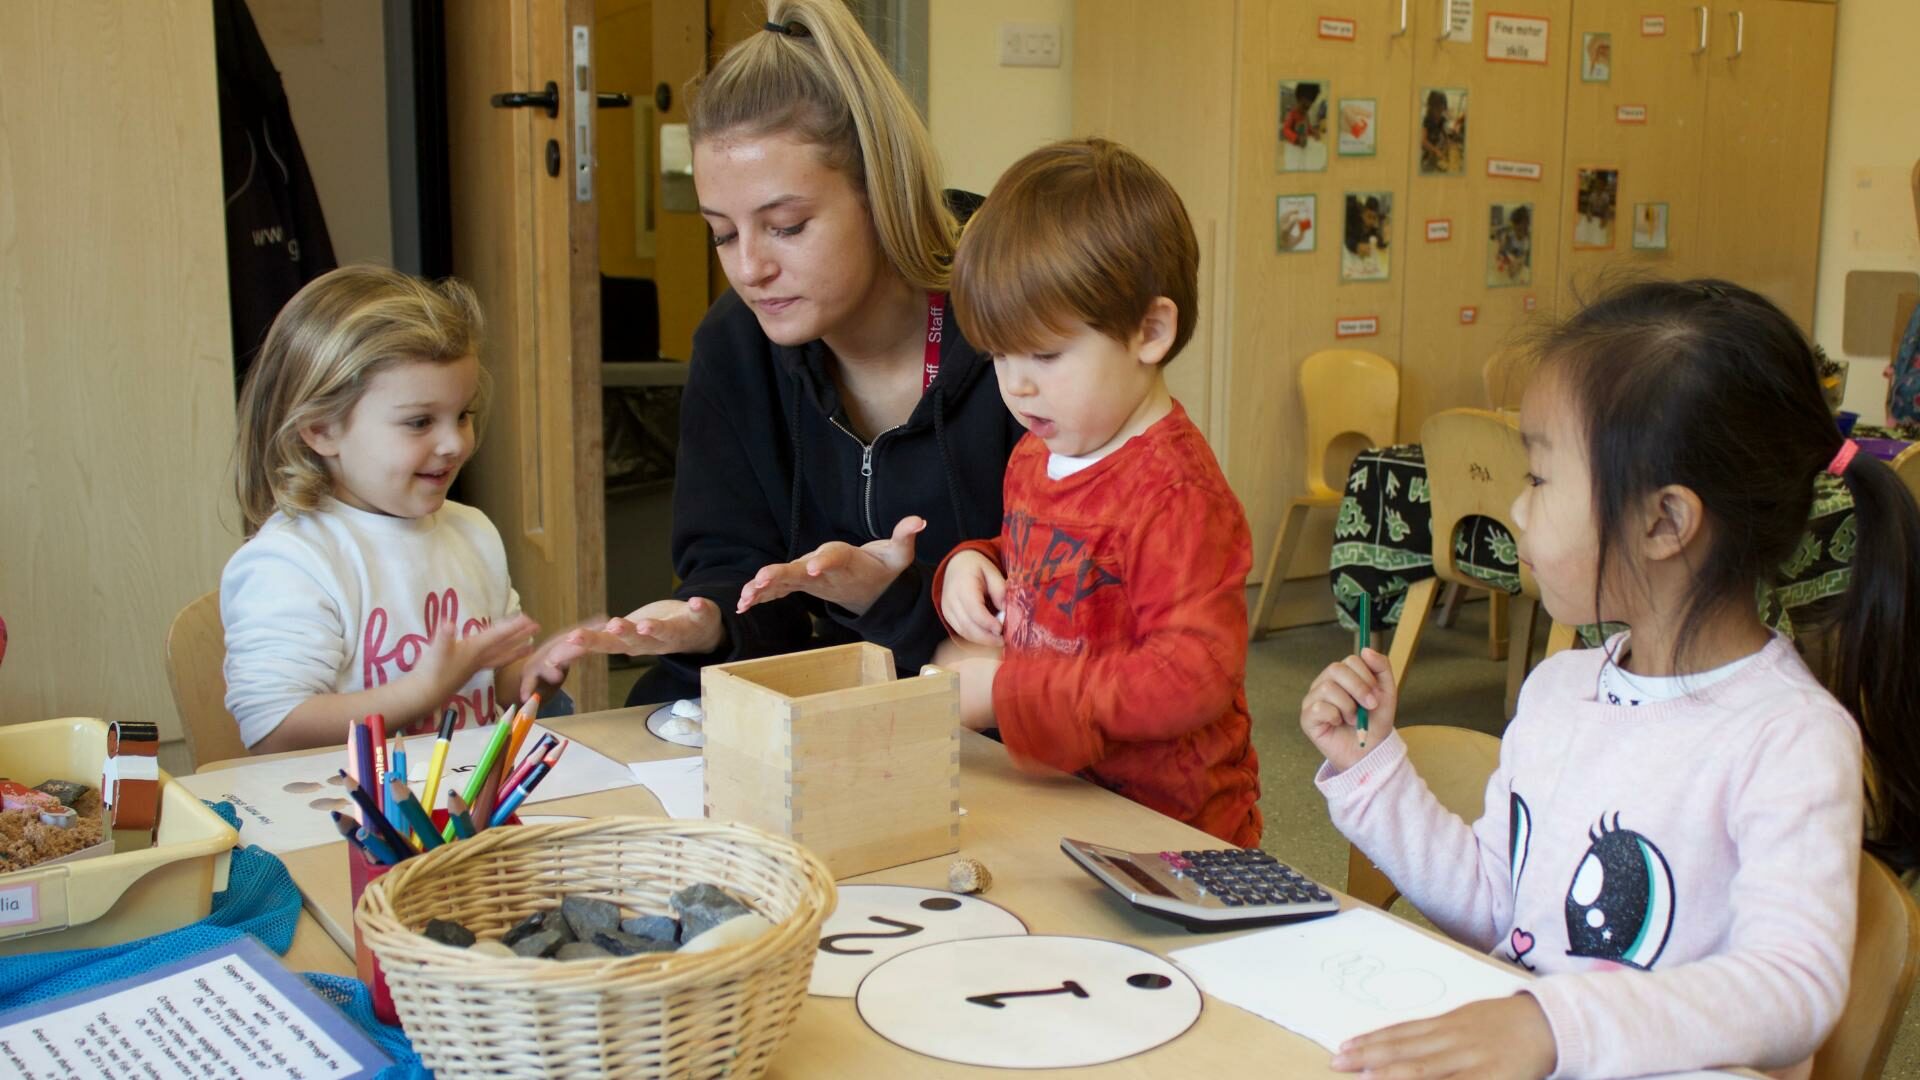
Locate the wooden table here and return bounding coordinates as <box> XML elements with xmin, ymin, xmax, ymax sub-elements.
<box><xmin>202</xmin><ymin>706</ymin><xmax>1541</xmax><ymax>1077</ymax></box>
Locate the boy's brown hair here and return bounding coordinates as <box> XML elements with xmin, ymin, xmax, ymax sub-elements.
<box><xmin>951</xmin><ymin>138</ymin><xmax>1199</xmax><ymax>362</ymax></box>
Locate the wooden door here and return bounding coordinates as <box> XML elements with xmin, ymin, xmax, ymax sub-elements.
<box><xmin>1397</xmin><ymin>0</ymin><xmax>1574</xmax><ymax>437</ymax></box>
<box><xmin>1222</xmin><ymin>0</ymin><xmax>1418</xmax><ymax>595</ymax></box>
<box><xmin>0</xmin><ymin>1</ymin><xmax>238</xmax><ymax>744</ymax></box>
<box><xmin>1558</xmin><ymin>0</ymin><xmax>1709</xmax><ymax>304</ymax></box>
<box><xmin>446</xmin><ymin>0</ymin><xmax>607</xmax><ymax>710</ymax></box>
<box><xmin>1692</xmin><ymin>0</ymin><xmax>1836</xmax><ymax>328</ymax></box>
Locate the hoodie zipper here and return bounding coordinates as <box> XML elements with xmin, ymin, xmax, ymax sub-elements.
<box><xmin>829</xmin><ymin>417</ymin><xmax>899</xmax><ymax>540</ymax></box>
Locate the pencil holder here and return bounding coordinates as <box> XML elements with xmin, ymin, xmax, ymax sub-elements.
<box><xmin>349</xmin><ymin>808</ymin><xmax>519</xmax><ymax>1024</ymax></box>
<box><xmin>355</xmin><ymin>817</ymin><xmax>835</xmax><ymax>1079</ymax></box>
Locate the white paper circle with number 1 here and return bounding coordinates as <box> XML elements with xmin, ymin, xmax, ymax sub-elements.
<box><xmin>809</xmin><ymin>885</ymin><xmax>1027</xmax><ymax>997</ymax></box>
<box><xmin>855</xmin><ymin>935</ymin><xmax>1202</xmax><ymax>1068</ymax></box>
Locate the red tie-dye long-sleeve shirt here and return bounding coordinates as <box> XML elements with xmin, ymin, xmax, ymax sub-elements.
<box><xmin>935</xmin><ymin>403</ymin><xmax>1262</xmax><ymax>846</ymax></box>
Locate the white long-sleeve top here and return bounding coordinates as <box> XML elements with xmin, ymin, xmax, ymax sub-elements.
<box><xmin>221</xmin><ymin>498</ymin><xmax>521</xmax><ymax>747</ymax></box>
<box><xmin>1318</xmin><ymin>634</ymin><xmax>1861</xmax><ymax>1079</ymax></box>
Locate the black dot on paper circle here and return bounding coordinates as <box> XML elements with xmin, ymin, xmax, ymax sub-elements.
<box><xmin>1127</xmin><ymin>973</ymin><xmax>1173</xmax><ymax>990</ymax></box>
<box><xmin>919</xmin><ymin>897</ymin><xmax>962</xmax><ymax>912</ymax></box>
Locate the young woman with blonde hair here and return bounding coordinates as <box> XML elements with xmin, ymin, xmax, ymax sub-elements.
<box><xmin>564</xmin><ymin>0</ymin><xmax>1020</xmax><ymax>702</ymax></box>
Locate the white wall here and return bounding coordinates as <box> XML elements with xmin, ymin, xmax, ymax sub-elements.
<box><xmin>1812</xmin><ymin>0</ymin><xmax>1920</xmax><ymax>421</ymax></box>
<box><xmin>249</xmin><ymin>0</ymin><xmax>394</xmax><ymax>267</ymax></box>
<box><xmin>926</xmin><ymin>0</ymin><xmax>1075</xmax><ymax>198</ymax></box>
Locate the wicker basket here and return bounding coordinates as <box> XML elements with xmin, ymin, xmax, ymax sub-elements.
<box><xmin>356</xmin><ymin>817</ymin><xmax>836</xmax><ymax>1079</ymax></box>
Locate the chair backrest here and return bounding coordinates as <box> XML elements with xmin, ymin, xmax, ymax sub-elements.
<box><xmin>1482</xmin><ymin>345</ymin><xmax>1537</xmax><ymax>412</ymax></box>
<box><xmin>1419</xmin><ymin>408</ymin><xmax>1538</xmax><ymax>598</ymax></box>
<box><xmin>1891</xmin><ymin>443</ymin><xmax>1920</xmax><ymax>511</ymax></box>
<box><xmin>1299</xmin><ymin>349</ymin><xmax>1399</xmax><ymax>500</ymax></box>
<box><xmin>1812</xmin><ymin>851</ymin><xmax>1920</xmax><ymax>1080</ymax></box>
<box><xmin>165</xmin><ymin>590</ymin><xmax>249</xmax><ymax>768</ymax></box>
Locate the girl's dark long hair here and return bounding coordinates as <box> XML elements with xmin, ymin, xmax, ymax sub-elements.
<box><xmin>1540</xmin><ymin>278</ymin><xmax>1920</xmax><ymax>870</ymax></box>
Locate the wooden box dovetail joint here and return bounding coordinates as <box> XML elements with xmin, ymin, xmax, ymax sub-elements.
<box><xmin>700</xmin><ymin>643</ymin><xmax>960</xmax><ymax>879</ymax></box>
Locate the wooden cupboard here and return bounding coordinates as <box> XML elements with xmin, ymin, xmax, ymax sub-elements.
<box><xmin>1073</xmin><ymin>0</ymin><xmax>1836</xmax><ymax>622</ymax></box>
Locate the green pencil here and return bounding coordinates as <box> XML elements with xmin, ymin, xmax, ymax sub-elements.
<box><xmin>1357</xmin><ymin>594</ymin><xmax>1371</xmax><ymax>748</ymax></box>
<box><xmin>443</xmin><ymin>710</ymin><xmax>516</xmax><ymax>841</ymax></box>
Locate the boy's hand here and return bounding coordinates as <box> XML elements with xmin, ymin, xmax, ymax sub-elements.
<box><xmin>939</xmin><ymin>550</ymin><xmax>1006</xmax><ymax>646</ymax></box>
<box><xmin>1300</xmin><ymin>647</ymin><xmax>1398</xmax><ymax>773</ymax></box>
<box><xmin>562</xmin><ymin>598</ymin><xmax>725</xmax><ymax>659</ymax></box>
<box><xmin>950</xmin><ymin>656</ymin><xmax>1001</xmax><ymax>732</ymax></box>
<box><xmin>737</xmin><ymin>517</ymin><xmax>926</xmax><ymax>617</ymax></box>
<box><xmin>1330</xmin><ymin>995</ymin><xmax>1555</xmax><ymax>1080</ymax></box>
<box><xmin>411</xmin><ymin>613</ymin><xmax>539</xmax><ymax>718</ymax></box>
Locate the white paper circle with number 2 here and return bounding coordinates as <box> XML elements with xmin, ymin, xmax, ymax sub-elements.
<box><xmin>809</xmin><ymin>885</ymin><xmax>1027</xmax><ymax>997</ymax></box>
<box><xmin>855</xmin><ymin>935</ymin><xmax>1201</xmax><ymax>1068</ymax></box>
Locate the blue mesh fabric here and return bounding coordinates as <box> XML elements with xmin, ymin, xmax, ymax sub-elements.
<box><xmin>0</xmin><ymin>802</ymin><xmax>422</xmax><ymax>1075</ymax></box>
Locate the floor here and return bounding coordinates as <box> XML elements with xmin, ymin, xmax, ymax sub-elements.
<box><xmin>612</xmin><ymin>602</ymin><xmax>1920</xmax><ymax>1074</ymax></box>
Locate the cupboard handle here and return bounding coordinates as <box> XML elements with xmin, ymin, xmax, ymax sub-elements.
<box><xmin>1392</xmin><ymin>0</ymin><xmax>1408</xmax><ymax>37</ymax></box>
<box><xmin>1692</xmin><ymin>5</ymin><xmax>1709</xmax><ymax>55</ymax></box>
<box><xmin>1729</xmin><ymin>10</ymin><xmax>1744</xmax><ymax>58</ymax></box>
<box><xmin>1437</xmin><ymin>0</ymin><xmax>1450</xmax><ymax>40</ymax></box>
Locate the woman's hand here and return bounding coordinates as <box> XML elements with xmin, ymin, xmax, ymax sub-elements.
<box><xmin>939</xmin><ymin>550</ymin><xmax>1006</xmax><ymax>646</ymax></box>
<box><xmin>737</xmin><ymin>516</ymin><xmax>925</xmax><ymax>617</ymax></box>
<box><xmin>1330</xmin><ymin>995</ymin><xmax>1556</xmax><ymax>1080</ymax></box>
<box><xmin>557</xmin><ymin>598</ymin><xmax>726</xmax><ymax>661</ymax></box>
<box><xmin>1299</xmin><ymin>647</ymin><xmax>1399</xmax><ymax>773</ymax></box>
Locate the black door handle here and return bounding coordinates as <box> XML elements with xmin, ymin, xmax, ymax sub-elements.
<box><xmin>490</xmin><ymin>80</ymin><xmax>559</xmax><ymax>118</ymax></box>
<box><xmin>596</xmin><ymin>92</ymin><xmax>633</xmax><ymax>108</ymax></box>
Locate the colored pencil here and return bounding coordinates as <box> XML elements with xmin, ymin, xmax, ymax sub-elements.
<box><xmin>331</xmin><ymin>810</ymin><xmax>378</xmax><ymax>864</ymax></box>
<box><xmin>445</xmin><ymin>792</ymin><xmax>477</xmax><ymax>840</ymax></box>
<box><xmin>498</xmin><ymin>733</ymin><xmax>557</xmax><ymax>800</ymax></box>
<box><xmin>386</xmin><ymin>778</ymin><xmax>444</xmax><ymax>851</ymax></box>
<box><xmin>443</xmin><ymin>711</ymin><xmax>517</xmax><ymax>842</ymax></box>
<box><xmin>353</xmin><ymin>721</ymin><xmax>377</xmax><ymax>820</ymax></box>
<box><xmin>368</xmin><ymin>714</ymin><xmax>389</xmax><ymax>814</ymax></box>
<box><xmin>503</xmin><ymin>694</ymin><xmax>539</xmax><ymax>771</ymax></box>
<box><xmin>419</xmin><ymin>707</ymin><xmax>458</xmax><ymax>816</ymax></box>
<box><xmin>1356</xmin><ymin>595</ymin><xmax>1371</xmax><ymax>748</ymax></box>
<box><xmin>357</xmin><ymin>827</ymin><xmax>404</xmax><ymax>866</ymax></box>
<box><xmin>490</xmin><ymin>740</ymin><xmax>567</xmax><ymax>827</ymax></box>
<box><xmin>341</xmin><ymin>771</ymin><xmax>414</xmax><ymax>857</ymax></box>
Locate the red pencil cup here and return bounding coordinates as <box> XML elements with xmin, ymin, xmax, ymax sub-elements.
<box><xmin>349</xmin><ymin>808</ymin><xmax>520</xmax><ymax>1025</ymax></box>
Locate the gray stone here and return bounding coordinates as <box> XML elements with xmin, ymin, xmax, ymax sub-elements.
<box><xmin>509</xmin><ymin>928</ymin><xmax>566</xmax><ymax>958</ymax></box>
<box><xmin>669</xmin><ymin>883</ymin><xmax>753</xmax><ymax>943</ymax></box>
<box><xmin>560</xmin><ymin>895</ymin><xmax>621</xmax><ymax>942</ymax></box>
<box><xmin>619</xmin><ymin>914</ymin><xmax>680</xmax><ymax>944</ymax></box>
<box><xmin>502</xmin><ymin>910</ymin><xmax>551</xmax><ymax>947</ymax></box>
<box><xmin>423</xmin><ymin>919</ymin><xmax>476</xmax><ymax>948</ymax></box>
<box><xmin>554</xmin><ymin>941</ymin><xmax>612</xmax><ymax>961</ymax></box>
<box><xmin>33</xmin><ymin>779</ymin><xmax>89</xmax><ymax>806</ymax></box>
<box><xmin>468</xmin><ymin>941</ymin><xmax>515</xmax><ymax>958</ymax></box>
<box><xmin>592</xmin><ymin>929</ymin><xmax>677</xmax><ymax>956</ymax></box>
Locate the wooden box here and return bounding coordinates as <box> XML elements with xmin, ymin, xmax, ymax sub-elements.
<box><xmin>700</xmin><ymin>643</ymin><xmax>959</xmax><ymax>879</ymax></box>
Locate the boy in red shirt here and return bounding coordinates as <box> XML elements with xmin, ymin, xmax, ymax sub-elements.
<box><xmin>934</xmin><ymin>139</ymin><xmax>1261</xmax><ymax>846</ymax></box>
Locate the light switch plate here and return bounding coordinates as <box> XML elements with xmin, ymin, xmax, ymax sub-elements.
<box><xmin>999</xmin><ymin>22</ymin><xmax>1061</xmax><ymax>68</ymax></box>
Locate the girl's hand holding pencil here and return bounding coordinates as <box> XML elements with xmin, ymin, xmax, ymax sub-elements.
<box><xmin>1300</xmin><ymin>647</ymin><xmax>1399</xmax><ymax>774</ymax></box>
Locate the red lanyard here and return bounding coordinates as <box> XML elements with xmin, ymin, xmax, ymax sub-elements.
<box><xmin>923</xmin><ymin>292</ymin><xmax>947</xmax><ymax>394</ymax></box>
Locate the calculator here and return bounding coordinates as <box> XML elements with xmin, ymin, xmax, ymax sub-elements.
<box><xmin>1061</xmin><ymin>838</ymin><xmax>1340</xmax><ymax>932</ymax></box>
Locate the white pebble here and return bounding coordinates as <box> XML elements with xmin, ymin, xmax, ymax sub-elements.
<box><xmin>660</xmin><ymin>716</ymin><xmax>700</xmax><ymax>737</ymax></box>
<box><xmin>670</xmin><ymin>698</ymin><xmax>704</xmax><ymax>720</ymax></box>
<box><xmin>680</xmin><ymin>912</ymin><xmax>776</xmax><ymax>953</ymax></box>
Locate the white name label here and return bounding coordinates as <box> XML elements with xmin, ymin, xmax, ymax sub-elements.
<box><xmin>1335</xmin><ymin>316</ymin><xmax>1380</xmax><ymax>338</ymax></box>
<box><xmin>0</xmin><ymin>883</ymin><xmax>40</xmax><ymax>927</ymax></box>
<box><xmin>1641</xmin><ymin>14</ymin><xmax>1667</xmax><ymax>35</ymax></box>
<box><xmin>1426</xmin><ymin>219</ymin><xmax>1453</xmax><ymax>241</ymax></box>
<box><xmin>1616</xmin><ymin>104</ymin><xmax>1648</xmax><ymax>124</ymax></box>
<box><xmin>1487</xmin><ymin>158</ymin><xmax>1544</xmax><ymax>180</ymax></box>
<box><xmin>1318</xmin><ymin>16</ymin><xmax>1356</xmax><ymax>40</ymax></box>
<box><xmin>1486</xmin><ymin>14</ymin><xmax>1551</xmax><ymax>63</ymax></box>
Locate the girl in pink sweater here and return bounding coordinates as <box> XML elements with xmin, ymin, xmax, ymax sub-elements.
<box><xmin>1301</xmin><ymin>279</ymin><xmax>1920</xmax><ymax>1079</ymax></box>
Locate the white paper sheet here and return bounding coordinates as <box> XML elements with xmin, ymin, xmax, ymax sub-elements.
<box><xmin>176</xmin><ymin>722</ymin><xmax>637</xmax><ymax>853</ymax></box>
<box><xmin>627</xmin><ymin>757</ymin><xmax>705</xmax><ymax>819</ymax></box>
<box><xmin>1172</xmin><ymin>908</ymin><xmax>1744</xmax><ymax>1077</ymax></box>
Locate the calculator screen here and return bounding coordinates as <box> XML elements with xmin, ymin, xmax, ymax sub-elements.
<box><xmin>1105</xmin><ymin>854</ymin><xmax>1176</xmax><ymax>898</ymax></box>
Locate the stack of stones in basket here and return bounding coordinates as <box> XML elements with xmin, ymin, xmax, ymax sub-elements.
<box><xmin>422</xmin><ymin>884</ymin><xmax>776</xmax><ymax>961</ymax></box>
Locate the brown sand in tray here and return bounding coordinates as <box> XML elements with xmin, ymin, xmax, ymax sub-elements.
<box><xmin>0</xmin><ymin>789</ymin><xmax>106</xmax><ymax>873</ymax></box>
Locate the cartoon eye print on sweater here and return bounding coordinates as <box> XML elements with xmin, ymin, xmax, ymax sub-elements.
<box><xmin>1564</xmin><ymin>813</ymin><xmax>1676</xmax><ymax>970</ymax></box>
<box><xmin>1504</xmin><ymin>791</ymin><xmax>1537</xmax><ymax>971</ymax></box>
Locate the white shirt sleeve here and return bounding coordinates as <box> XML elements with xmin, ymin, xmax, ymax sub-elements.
<box><xmin>220</xmin><ymin>534</ymin><xmax>349</xmax><ymax>748</ymax></box>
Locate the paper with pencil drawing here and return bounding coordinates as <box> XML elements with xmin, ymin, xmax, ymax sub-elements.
<box><xmin>1169</xmin><ymin>908</ymin><xmax>1740</xmax><ymax>1078</ymax></box>
<box><xmin>176</xmin><ymin>722</ymin><xmax>637</xmax><ymax>853</ymax></box>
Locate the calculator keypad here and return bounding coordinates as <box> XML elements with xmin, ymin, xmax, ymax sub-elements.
<box><xmin>1155</xmin><ymin>848</ymin><xmax>1333</xmax><ymax>907</ymax></box>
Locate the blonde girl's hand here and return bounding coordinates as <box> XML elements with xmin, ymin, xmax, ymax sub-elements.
<box><xmin>1299</xmin><ymin>647</ymin><xmax>1398</xmax><ymax>773</ymax></box>
<box><xmin>560</xmin><ymin>598</ymin><xmax>725</xmax><ymax>659</ymax></box>
<box><xmin>737</xmin><ymin>516</ymin><xmax>926</xmax><ymax>617</ymax></box>
<box><xmin>939</xmin><ymin>550</ymin><xmax>1006</xmax><ymax>646</ymax></box>
<box><xmin>411</xmin><ymin>613</ymin><xmax>540</xmax><ymax>716</ymax></box>
<box><xmin>1329</xmin><ymin>995</ymin><xmax>1556</xmax><ymax>1080</ymax></box>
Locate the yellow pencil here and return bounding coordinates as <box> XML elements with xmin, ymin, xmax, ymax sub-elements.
<box><xmin>418</xmin><ymin>707</ymin><xmax>458</xmax><ymax>815</ymax></box>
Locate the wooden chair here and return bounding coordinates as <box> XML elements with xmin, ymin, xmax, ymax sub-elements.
<box><xmin>165</xmin><ymin>590</ymin><xmax>249</xmax><ymax>768</ymax></box>
<box><xmin>1812</xmin><ymin>850</ymin><xmax>1920</xmax><ymax>1080</ymax></box>
<box><xmin>1891</xmin><ymin>443</ymin><xmax>1920</xmax><ymax>510</ymax></box>
<box><xmin>1388</xmin><ymin>408</ymin><xmax>1563</xmax><ymax>718</ymax></box>
<box><xmin>1346</xmin><ymin>725</ymin><xmax>1501</xmax><ymax>912</ymax></box>
<box><xmin>1251</xmin><ymin>349</ymin><xmax>1398</xmax><ymax>638</ymax></box>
